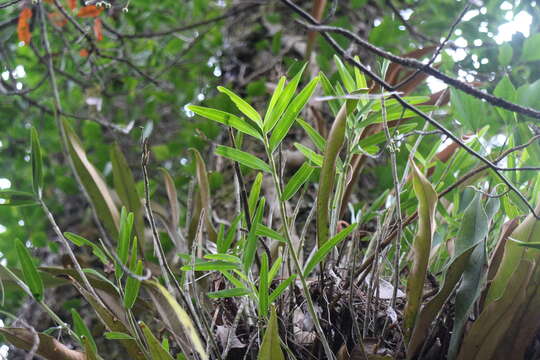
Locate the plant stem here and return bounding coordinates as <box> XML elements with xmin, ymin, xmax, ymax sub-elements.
<box><xmin>264</xmin><ymin>138</ymin><xmax>335</xmax><ymax>360</ymax></box>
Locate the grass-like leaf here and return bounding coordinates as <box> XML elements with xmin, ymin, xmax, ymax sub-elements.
<box><xmin>30</xmin><ymin>127</ymin><xmax>43</xmax><ymax>199</ymax></box>
<box><xmin>215</xmin><ymin>145</ymin><xmax>271</xmax><ymax>173</ymax></box>
<box><xmin>282</xmin><ymin>162</ymin><xmax>314</xmax><ymax>201</ymax></box>
<box><xmin>188</xmin><ymin>105</ymin><xmax>262</xmax><ymax>140</ymax></box>
<box><xmin>140</xmin><ymin>321</ymin><xmax>174</xmax><ymax>360</ymax></box>
<box><xmin>218</xmin><ymin>86</ymin><xmax>262</xmax><ymax>126</ymax></box>
<box><xmin>257</xmin><ymin>305</ymin><xmax>285</xmax><ymax>360</ymax></box>
<box><xmin>15</xmin><ymin>239</ymin><xmax>43</xmax><ymax>301</ymax></box>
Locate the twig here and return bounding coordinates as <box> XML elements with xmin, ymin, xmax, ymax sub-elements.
<box><xmin>281</xmin><ymin>0</ymin><xmax>540</xmax><ymax>219</ymax></box>
<box><xmin>0</xmin><ymin>0</ymin><xmax>21</xmax><ymax>9</ymax></box>
<box><xmin>385</xmin><ymin>0</ymin><xmax>437</xmax><ymax>45</ymax></box>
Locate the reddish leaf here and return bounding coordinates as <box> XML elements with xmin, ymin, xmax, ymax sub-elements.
<box><xmin>77</xmin><ymin>5</ymin><xmax>103</xmax><ymax>18</ymax></box>
<box><xmin>93</xmin><ymin>18</ymin><xmax>103</xmax><ymax>41</ymax></box>
<box><xmin>68</xmin><ymin>0</ymin><xmax>77</xmax><ymax>10</ymax></box>
<box><xmin>79</xmin><ymin>49</ymin><xmax>89</xmax><ymax>57</ymax></box>
<box><xmin>48</xmin><ymin>11</ymin><xmax>67</xmax><ymax>27</ymax></box>
<box><xmin>17</xmin><ymin>8</ymin><xmax>32</xmax><ymax>45</ymax></box>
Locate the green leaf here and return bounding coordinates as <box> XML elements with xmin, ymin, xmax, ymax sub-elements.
<box><xmin>403</xmin><ymin>162</ymin><xmax>437</xmax><ymax>340</ymax></box>
<box><xmin>16</xmin><ymin>239</ymin><xmax>44</xmax><ymax>301</ymax></box>
<box><xmin>264</xmin><ymin>76</ymin><xmax>286</xmax><ymax>126</ymax></box>
<box><xmin>188</xmin><ymin>105</ymin><xmax>262</xmax><ymax>140</ymax></box>
<box><xmin>498</xmin><ymin>43</ymin><xmax>513</xmax><ymax>66</ymax></box>
<box><xmin>303</xmin><ymin>223</ymin><xmax>357</xmax><ymax>277</ymax></box>
<box><xmin>258</xmin><ymin>253</ymin><xmax>269</xmax><ymax>317</ymax></box>
<box><xmin>282</xmin><ymin>163</ymin><xmax>314</xmax><ymax>201</ymax></box>
<box><xmin>116</xmin><ymin>208</ymin><xmax>134</xmax><ymax>278</ymax></box>
<box><xmin>293</xmin><ymin>143</ymin><xmax>323</xmax><ymax>167</ymax></box>
<box><xmin>191</xmin><ymin>148</ymin><xmax>217</xmax><ymax>243</ymax></box>
<box><xmin>71</xmin><ymin>309</ymin><xmax>97</xmax><ymax>354</ymax></box>
<box><xmin>30</xmin><ymin>127</ymin><xmax>43</xmax><ymax>199</ymax></box>
<box><xmin>269</xmin><ymin>275</ymin><xmax>296</xmax><ymax>303</ymax></box>
<box><xmin>207</xmin><ymin>287</ymin><xmax>251</xmax><ymax>298</ymax></box>
<box><xmin>64</xmin><ymin>232</ymin><xmax>110</xmax><ymax>265</ymax></box>
<box><xmin>104</xmin><ymin>332</ymin><xmax>136</xmax><ymax>340</ymax></box>
<box><xmin>264</xmin><ymin>64</ymin><xmax>307</xmax><ymax>133</ymax></box>
<box><xmin>218</xmin><ymin>215</ymin><xmax>241</xmax><ymax>253</ymax></box>
<box><xmin>248</xmin><ymin>172</ymin><xmax>264</xmax><ymax>218</ymax></box>
<box><xmin>334</xmin><ymin>55</ymin><xmax>356</xmax><ymax>93</ymax></box>
<box><xmin>218</xmin><ymin>86</ymin><xmax>262</xmax><ymax>126</ymax></box>
<box><xmin>257</xmin><ymin>305</ymin><xmax>285</xmax><ymax>360</ymax></box>
<box><xmin>204</xmin><ymin>254</ymin><xmax>242</xmax><ymax>263</ymax></box>
<box><xmin>269</xmin><ymin>76</ymin><xmax>319</xmax><ymax>151</ymax></box>
<box><xmin>124</xmin><ymin>259</ymin><xmax>143</xmax><ymax>309</ymax></box>
<box><xmin>296</xmin><ymin>118</ymin><xmax>326</xmax><ymax>152</ymax></box>
<box><xmin>62</xmin><ymin>118</ymin><xmax>119</xmax><ymax>238</ymax></box>
<box><xmin>256</xmin><ymin>224</ymin><xmax>286</xmax><ymax>243</ymax></box>
<box><xmin>243</xmin><ymin>197</ymin><xmax>266</xmax><ymax>272</ymax></box>
<box><xmin>180</xmin><ymin>260</ymin><xmax>241</xmax><ymax>272</ymax></box>
<box><xmin>215</xmin><ymin>145</ymin><xmax>271</xmax><ymax>173</ymax></box>
<box><xmin>493</xmin><ymin>75</ymin><xmax>517</xmax><ymax>123</ymax></box>
<box><xmin>144</xmin><ymin>281</ymin><xmax>208</xmax><ymax>360</ymax></box>
<box><xmin>140</xmin><ymin>321</ymin><xmax>174</xmax><ymax>360</ymax></box>
<box><xmin>0</xmin><ymin>190</ymin><xmax>37</xmax><ymax>207</ymax></box>
<box><xmin>520</xmin><ymin>33</ymin><xmax>540</xmax><ymax>62</ymax></box>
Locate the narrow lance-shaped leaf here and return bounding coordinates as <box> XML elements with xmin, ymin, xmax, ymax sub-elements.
<box><xmin>408</xmin><ymin>194</ymin><xmax>489</xmax><ymax>359</ymax></box>
<box><xmin>304</xmin><ymin>223</ymin><xmax>357</xmax><ymax>277</ymax></box>
<box><xmin>191</xmin><ymin>148</ymin><xmax>217</xmax><ymax>243</ymax></box>
<box><xmin>282</xmin><ymin>163</ymin><xmax>314</xmax><ymax>201</ymax></box>
<box><xmin>316</xmin><ymin>101</ymin><xmax>356</xmax><ymax>247</ymax></box>
<box><xmin>188</xmin><ymin>105</ymin><xmax>262</xmax><ymax>140</ymax></box>
<box><xmin>144</xmin><ymin>281</ymin><xmax>208</xmax><ymax>360</ymax></box>
<box><xmin>64</xmin><ymin>232</ymin><xmax>110</xmax><ymax>265</ymax></box>
<box><xmin>248</xmin><ymin>172</ymin><xmax>264</xmax><ymax>219</ymax></box>
<box><xmin>257</xmin><ymin>305</ymin><xmax>285</xmax><ymax>360</ymax></box>
<box><xmin>139</xmin><ymin>321</ymin><xmax>174</xmax><ymax>360</ymax></box>
<box><xmin>124</xmin><ymin>239</ymin><xmax>143</xmax><ymax>309</ymax></box>
<box><xmin>16</xmin><ymin>239</ymin><xmax>44</xmax><ymax>301</ymax></box>
<box><xmin>215</xmin><ymin>145</ymin><xmax>271</xmax><ymax>173</ymax></box>
<box><xmin>111</xmin><ymin>143</ymin><xmax>145</xmax><ymax>253</ymax></box>
<box><xmin>264</xmin><ymin>64</ymin><xmax>307</xmax><ymax>133</ymax></box>
<box><xmin>71</xmin><ymin>309</ymin><xmax>97</xmax><ymax>354</ymax></box>
<box><xmin>0</xmin><ymin>328</ymin><xmax>86</xmax><ymax>360</ymax></box>
<box><xmin>243</xmin><ymin>197</ymin><xmax>266</xmax><ymax>272</ymax></box>
<box><xmin>403</xmin><ymin>162</ymin><xmax>437</xmax><ymax>340</ymax></box>
<box><xmin>259</xmin><ymin>253</ymin><xmax>269</xmax><ymax>317</ymax></box>
<box><xmin>30</xmin><ymin>127</ymin><xmax>43</xmax><ymax>199</ymax></box>
<box><xmin>62</xmin><ymin>118</ymin><xmax>119</xmax><ymax>238</ymax></box>
<box><xmin>218</xmin><ymin>86</ymin><xmax>262</xmax><ymax>126</ymax></box>
<box><xmin>0</xmin><ymin>190</ymin><xmax>38</xmax><ymax>207</ymax></box>
<box><xmin>296</xmin><ymin>117</ymin><xmax>326</xmax><ymax>152</ymax></box>
<box><xmin>269</xmin><ymin>76</ymin><xmax>319</xmax><ymax>151</ymax></box>
<box><xmin>208</xmin><ymin>287</ymin><xmax>251</xmax><ymax>299</ymax></box>
<box><xmin>263</xmin><ymin>76</ymin><xmax>286</xmax><ymax>126</ymax></box>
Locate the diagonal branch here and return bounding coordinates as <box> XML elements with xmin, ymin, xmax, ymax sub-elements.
<box><xmin>281</xmin><ymin>0</ymin><xmax>540</xmax><ymax>219</ymax></box>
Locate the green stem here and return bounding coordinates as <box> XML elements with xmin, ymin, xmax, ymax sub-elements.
<box><xmin>264</xmin><ymin>138</ymin><xmax>335</xmax><ymax>360</ymax></box>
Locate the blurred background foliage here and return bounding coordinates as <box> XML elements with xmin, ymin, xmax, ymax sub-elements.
<box><xmin>1</xmin><ymin>0</ymin><xmax>540</xmax><ymax>346</ymax></box>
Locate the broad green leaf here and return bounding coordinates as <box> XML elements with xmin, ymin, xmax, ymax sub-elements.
<box><xmin>257</xmin><ymin>305</ymin><xmax>285</xmax><ymax>360</ymax></box>
<box><xmin>264</xmin><ymin>76</ymin><xmax>286</xmax><ymax>126</ymax></box>
<box><xmin>62</xmin><ymin>118</ymin><xmax>119</xmax><ymax>238</ymax></box>
<box><xmin>0</xmin><ymin>190</ymin><xmax>37</xmax><ymax>207</ymax></box>
<box><xmin>493</xmin><ymin>75</ymin><xmax>517</xmax><ymax>123</ymax></box>
<box><xmin>264</xmin><ymin>64</ymin><xmax>307</xmax><ymax>133</ymax></box>
<box><xmin>30</xmin><ymin>127</ymin><xmax>43</xmax><ymax>199</ymax></box>
<box><xmin>104</xmin><ymin>332</ymin><xmax>136</xmax><ymax>340</ymax></box>
<box><xmin>294</xmin><ymin>143</ymin><xmax>323</xmax><ymax>167</ymax></box>
<box><xmin>215</xmin><ymin>145</ymin><xmax>271</xmax><ymax>173</ymax></box>
<box><xmin>403</xmin><ymin>162</ymin><xmax>437</xmax><ymax>340</ymax></box>
<box><xmin>64</xmin><ymin>232</ymin><xmax>110</xmax><ymax>265</ymax></box>
<box><xmin>498</xmin><ymin>43</ymin><xmax>513</xmax><ymax>66</ymax></box>
<box><xmin>188</xmin><ymin>105</ymin><xmax>262</xmax><ymax>140</ymax></box>
<box><xmin>448</xmin><ymin>196</ymin><xmax>498</xmax><ymax>360</ymax></box>
<box><xmin>520</xmin><ymin>33</ymin><xmax>540</xmax><ymax>62</ymax></box>
<box><xmin>144</xmin><ymin>281</ymin><xmax>208</xmax><ymax>360</ymax></box>
<box><xmin>409</xmin><ymin>194</ymin><xmax>488</xmax><ymax>358</ymax></box>
<box><xmin>296</xmin><ymin>117</ymin><xmax>326</xmax><ymax>152</ymax></box>
<box><xmin>71</xmin><ymin>309</ymin><xmax>97</xmax><ymax>354</ymax></box>
<box><xmin>0</xmin><ymin>328</ymin><xmax>87</xmax><ymax>360</ymax></box>
<box><xmin>282</xmin><ymin>163</ymin><xmax>314</xmax><ymax>201</ymax></box>
<box><xmin>140</xmin><ymin>321</ymin><xmax>174</xmax><ymax>360</ymax></box>
<box><xmin>259</xmin><ymin>253</ymin><xmax>269</xmax><ymax>317</ymax></box>
<box><xmin>207</xmin><ymin>287</ymin><xmax>251</xmax><ymax>298</ymax></box>
<box><xmin>269</xmin><ymin>76</ymin><xmax>319</xmax><ymax>151</ymax></box>
<box><xmin>303</xmin><ymin>223</ymin><xmax>357</xmax><ymax>276</ymax></box>
<box><xmin>16</xmin><ymin>239</ymin><xmax>43</xmax><ymax>301</ymax></box>
<box><xmin>218</xmin><ymin>86</ymin><xmax>262</xmax><ymax>126</ymax></box>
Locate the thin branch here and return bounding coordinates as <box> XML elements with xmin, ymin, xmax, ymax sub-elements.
<box><xmin>120</xmin><ymin>3</ymin><xmax>261</xmax><ymax>39</ymax></box>
<box><xmin>281</xmin><ymin>0</ymin><xmax>540</xmax><ymax>219</ymax></box>
<box><xmin>294</xmin><ymin>21</ymin><xmax>540</xmax><ymax>121</ymax></box>
<box><xmin>385</xmin><ymin>0</ymin><xmax>437</xmax><ymax>45</ymax></box>
<box><xmin>0</xmin><ymin>0</ymin><xmax>21</xmax><ymax>9</ymax></box>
